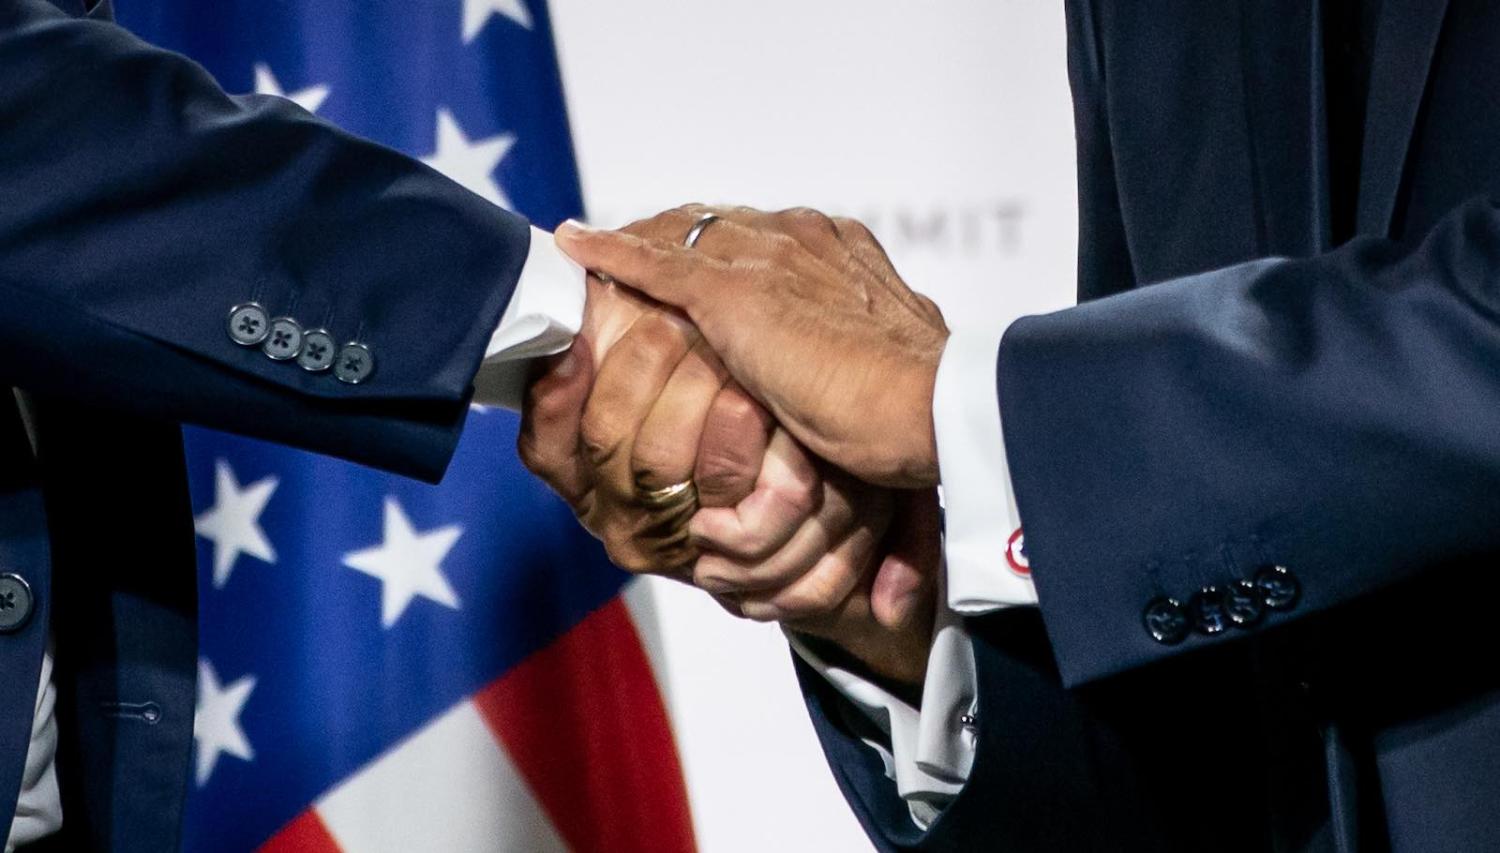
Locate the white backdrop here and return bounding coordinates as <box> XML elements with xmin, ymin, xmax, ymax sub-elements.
<box><xmin>549</xmin><ymin>3</ymin><xmax>1079</xmax><ymax>850</ymax></box>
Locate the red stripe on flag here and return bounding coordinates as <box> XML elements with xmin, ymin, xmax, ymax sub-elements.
<box><xmin>258</xmin><ymin>809</ymin><xmax>342</xmax><ymax>853</ymax></box>
<box><xmin>473</xmin><ymin>596</ymin><xmax>697</xmax><ymax>853</ymax></box>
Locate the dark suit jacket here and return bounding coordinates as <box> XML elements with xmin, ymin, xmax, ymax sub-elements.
<box><xmin>0</xmin><ymin>0</ymin><xmax>529</xmax><ymax>848</ymax></box>
<box><xmin>799</xmin><ymin>0</ymin><xmax>1500</xmax><ymax>850</ymax></box>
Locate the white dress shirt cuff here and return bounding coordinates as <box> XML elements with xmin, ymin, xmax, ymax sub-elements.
<box><xmin>787</xmin><ymin>572</ymin><xmax>979</xmax><ymax>830</ymax></box>
<box><xmin>470</xmin><ymin>225</ymin><xmax>587</xmax><ymax>409</ymax></box>
<box><xmin>932</xmin><ymin>325</ymin><xmax>1038</xmax><ymax>612</ymax></box>
<box><xmin>790</xmin><ymin>319</ymin><xmax>1058</xmax><ymax>829</ymax></box>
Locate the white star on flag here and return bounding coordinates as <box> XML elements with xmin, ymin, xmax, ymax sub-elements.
<box><xmin>422</xmin><ymin>108</ymin><xmax>516</xmax><ymax>209</ymax></box>
<box><xmin>253</xmin><ymin>62</ymin><xmax>330</xmax><ymax>114</ymax></box>
<box><xmin>343</xmin><ymin>497</ymin><xmax>464</xmax><ymax>628</ymax></box>
<box><xmin>194</xmin><ymin>659</ymin><xmax>257</xmax><ymax>786</ymax></box>
<box><xmin>463</xmin><ymin>0</ymin><xmax>532</xmax><ymax>42</ymax></box>
<box><xmin>194</xmin><ymin>460</ymin><xmax>278</xmax><ymax>589</ymax></box>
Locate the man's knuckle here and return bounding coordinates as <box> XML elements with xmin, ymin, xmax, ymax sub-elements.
<box><xmin>690</xmin><ymin>560</ymin><xmax>721</xmax><ymax>589</ymax></box>
<box><xmin>697</xmin><ymin>448</ymin><xmax>756</xmax><ymax>486</ymax></box>
<box><xmin>637</xmin><ymin>311</ymin><xmax>692</xmax><ymax>350</ymax></box>
<box><xmin>773</xmin><ymin>478</ymin><xmax>821</xmax><ymax>518</ymax></box>
<box><xmin>696</xmin><ymin>444</ymin><xmax>755</xmax><ymax>484</ymax></box>
<box><xmin>780</xmin><ymin>206</ymin><xmax>834</xmax><ymax>231</ymax></box>
<box><xmin>578</xmin><ymin>406</ymin><xmax>614</xmax><ymax>445</ymax></box>
<box><xmin>515</xmin><ymin>431</ymin><xmax>546</xmax><ymax>473</ymax></box>
<box><xmin>608</xmin><ymin>547</ymin><xmax>653</xmax><ymax>575</ymax></box>
<box><xmin>777</xmin><ymin>580</ymin><xmax>838</xmax><ymax>618</ymax></box>
<box><xmin>831</xmin><ymin>216</ymin><xmax>874</xmax><ymax>240</ymax></box>
<box><xmin>715</xmin><ymin>387</ymin><xmax>762</xmax><ymax>424</ymax></box>
<box><xmin>523</xmin><ymin>372</ymin><xmax>570</xmax><ymax>417</ymax></box>
<box><xmin>601</xmin><ymin>524</ymin><xmax>648</xmax><ymax>572</ymax></box>
<box><xmin>766</xmin><ymin>233</ymin><xmax>802</xmax><ymax>261</ymax></box>
<box><xmin>770</xmin><ymin>596</ymin><xmax>814</xmax><ymax>620</ymax></box>
<box><xmin>604</xmin><ymin>323</ymin><xmax>688</xmax><ymax>388</ymax></box>
<box><xmin>694</xmin><ymin>466</ymin><xmax>753</xmax><ymax>506</ymax></box>
<box><xmin>579</xmin><ymin>411</ymin><xmax>625</xmax><ymax>467</ymax></box>
<box><xmin>631</xmin><ymin>439</ymin><xmax>689</xmax><ymax>487</ymax></box>
<box><xmin>738</xmin><ymin>530</ymin><xmax>784</xmax><ymax>563</ymax></box>
<box><xmin>739</xmin><ymin>547</ymin><xmax>795</xmax><ymax>585</ymax></box>
<box><xmin>629</xmin><ymin>435</ymin><xmax>673</xmax><ymax>471</ymax></box>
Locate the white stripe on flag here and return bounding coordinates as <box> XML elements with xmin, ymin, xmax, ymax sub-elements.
<box><xmin>621</xmin><ymin>577</ymin><xmax>674</xmax><ymax>699</ymax></box>
<box><xmin>314</xmin><ymin>700</ymin><xmax>569</xmax><ymax>853</ymax></box>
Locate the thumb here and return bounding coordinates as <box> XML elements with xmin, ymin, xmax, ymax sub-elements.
<box><xmin>870</xmin><ymin>488</ymin><xmax>942</xmax><ymax>632</ymax></box>
<box><xmin>518</xmin><ymin>337</ymin><xmax>596</xmax><ymax>502</ymax></box>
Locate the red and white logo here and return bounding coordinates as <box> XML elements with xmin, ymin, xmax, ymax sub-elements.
<box><xmin>1005</xmin><ymin>527</ymin><xmax>1030</xmax><ymax>577</ymax></box>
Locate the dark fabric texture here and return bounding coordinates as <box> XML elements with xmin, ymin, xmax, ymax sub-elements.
<box><xmin>801</xmin><ymin>0</ymin><xmax>1500</xmax><ymax>850</ymax></box>
<box><xmin>0</xmin><ymin>0</ymin><xmax>532</xmax><ymax>848</ymax></box>
<box><xmin>0</xmin><ymin>0</ymin><xmax>530</xmax><ymax>481</ymax></box>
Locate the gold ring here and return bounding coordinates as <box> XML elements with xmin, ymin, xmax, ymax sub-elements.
<box><xmin>638</xmin><ymin>479</ymin><xmax>698</xmax><ymax>510</ymax></box>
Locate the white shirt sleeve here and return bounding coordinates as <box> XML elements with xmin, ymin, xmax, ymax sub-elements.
<box><xmin>9</xmin><ymin>645</ymin><xmax>61</xmax><ymax>853</ymax></box>
<box><xmin>935</xmin><ymin>325</ymin><xmax>1038</xmax><ymax>613</ymax></box>
<box><xmin>789</xmin><ymin>322</ymin><xmax>1040</xmax><ymax>828</ymax></box>
<box><xmin>469</xmin><ymin>225</ymin><xmax>588</xmax><ymax>409</ymax></box>
<box><xmin>787</xmin><ymin>582</ymin><xmax>980</xmax><ymax>830</ymax></box>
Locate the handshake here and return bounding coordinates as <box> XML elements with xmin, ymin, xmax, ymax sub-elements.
<box><xmin>520</xmin><ymin>205</ymin><xmax>952</xmax><ymax>688</ymax></box>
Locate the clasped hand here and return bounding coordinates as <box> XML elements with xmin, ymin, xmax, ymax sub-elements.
<box><xmin>520</xmin><ymin>206</ymin><xmax>949</xmax><ymax>689</ymax></box>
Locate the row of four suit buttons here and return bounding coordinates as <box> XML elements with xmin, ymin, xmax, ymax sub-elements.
<box><xmin>228</xmin><ymin>303</ymin><xmax>374</xmax><ymax>384</ymax></box>
<box><xmin>1143</xmin><ymin>565</ymin><xmax>1301</xmax><ymax>645</ymax></box>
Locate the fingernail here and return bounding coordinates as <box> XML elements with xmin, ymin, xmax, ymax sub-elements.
<box><xmin>738</xmin><ymin>601</ymin><xmax>783</xmax><ymax>622</ymax></box>
<box><xmin>888</xmin><ymin>589</ymin><xmax>921</xmax><ymax>628</ymax></box>
<box><xmin>555</xmin><ymin>218</ymin><xmax>588</xmax><ymax>239</ymax></box>
<box><xmin>695</xmin><ymin>574</ymin><xmax>736</xmax><ymax>594</ymax></box>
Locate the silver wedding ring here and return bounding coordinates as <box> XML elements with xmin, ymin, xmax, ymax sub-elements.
<box><xmin>683</xmin><ymin>213</ymin><xmax>722</xmax><ymax>249</ymax></box>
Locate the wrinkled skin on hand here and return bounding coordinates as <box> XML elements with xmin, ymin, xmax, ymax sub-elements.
<box><xmin>523</xmin><ymin>209</ymin><xmax>945</xmax><ymax>688</ymax></box>
<box><xmin>557</xmin><ymin>205</ymin><xmax>951</xmax><ymax>489</ymax></box>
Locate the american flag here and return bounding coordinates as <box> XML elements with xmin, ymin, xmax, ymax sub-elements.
<box><xmin>113</xmin><ymin>1</ymin><xmax>697</xmax><ymax>850</ymax></box>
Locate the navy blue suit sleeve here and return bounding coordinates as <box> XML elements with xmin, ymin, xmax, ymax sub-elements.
<box><xmin>790</xmin><ymin>611</ymin><xmax>1178</xmax><ymax>852</ymax></box>
<box><xmin>0</xmin><ymin>0</ymin><xmax>531</xmax><ymax>482</ymax></box>
<box><xmin>999</xmin><ymin>197</ymin><xmax>1500</xmax><ymax>686</ymax></box>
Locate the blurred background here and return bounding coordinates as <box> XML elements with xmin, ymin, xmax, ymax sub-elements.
<box><xmin>115</xmin><ymin>1</ymin><xmax>1079</xmax><ymax>850</ymax></box>
<box><xmin>550</xmin><ymin>2</ymin><xmax>1077</xmax><ymax>849</ymax></box>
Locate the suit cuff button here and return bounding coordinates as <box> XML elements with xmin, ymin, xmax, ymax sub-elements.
<box><xmin>334</xmin><ymin>342</ymin><xmax>375</xmax><ymax>384</ymax></box>
<box><xmin>1224</xmin><ymin>578</ymin><xmax>1266</xmax><ymax>627</ymax></box>
<box><xmin>227</xmin><ymin>303</ymin><xmax>270</xmax><ymax>346</ymax></box>
<box><xmin>1189</xmin><ymin>586</ymin><xmax>1230</xmax><ymax>635</ymax></box>
<box><xmin>262</xmin><ymin>317</ymin><xmax>305</xmax><ymax>361</ymax></box>
<box><xmin>0</xmin><ymin>573</ymin><xmax>35</xmax><ymax>634</ymax></box>
<box><xmin>297</xmin><ymin>329</ymin><xmax>337</xmax><ymax>372</ymax></box>
<box><xmin>1143</xmin><ymin>596</ymin><xmax>1190</xmax><ymax>645</ymax></box>
<box><xmin>1254</xmin><ymin>565</ymin><xmax>1300</xmax><ymax>611</ymax></box>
